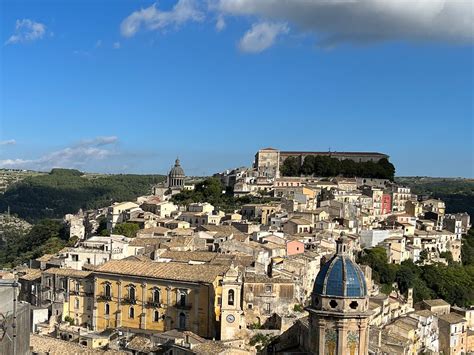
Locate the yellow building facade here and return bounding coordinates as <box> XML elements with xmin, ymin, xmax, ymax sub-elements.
<box><xmin>91</xmin><ymin>260</ymin><xmax>227</xmax><ymax>339</ymax></box>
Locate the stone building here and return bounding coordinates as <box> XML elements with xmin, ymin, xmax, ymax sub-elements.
<box><xmin>254</xmin><ymin>147</ymin><xmax>389</xmax><ymax>179</ymax></box>
<box><xmin>254</xmin><ymin>147</ymin><xmax>280</xmax><ymax>178</ymax></box>
<box><xmin>92</xmin><ymin>259</ymin><xmax>227</xmax><ymax>339</ymax></box>
<box><xmin>306</xmin><ymin>235</ymin><xmax>372</xmax><ymax>354</ymax></box>
<box><xmin>242</xmin><ymin>274</ymin><xmax>296</xmax><ymax>326</ymax></box>
<box><xmin>42</xmin><ymin>268</ymin><xmax>93</xmax><ymax>325</ymax></box>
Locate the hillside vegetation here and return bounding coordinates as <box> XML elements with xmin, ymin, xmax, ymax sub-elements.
<box><xmin>0</xmin><ymin>219</ymin><xmax>74</xmax><ymax>268</ymax></box>
<box><xmin>0</xmin><ymin>169</ymin><xmax>165</xmax><ymax>222</ymax></box>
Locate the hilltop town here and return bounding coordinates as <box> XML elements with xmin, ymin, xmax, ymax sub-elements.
<box><xmin>1</xmin><ymin>148</ymin><xmax>473</xmax><ymax>354</ymax></box>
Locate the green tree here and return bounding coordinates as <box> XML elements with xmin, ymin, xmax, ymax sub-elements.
<box><xmin>462</xmin><ymin>229</ymin><xmax>474</xmax><ymax>265</ymax></box>
<box><xmin>439</xmin><ymin>251</ymin><xmax>454</xmax><ymax>265</ymax></box>
<box><xmin>301</xmin><ymin>156</ymin><xmax>315</xmax><ymax>176</ymax></box>
<box><xmin>357</xmin><ymin>247</ymin><xmax>398</xmax><ymax>286</ymax></box>
<box><xmin>113</xmin><ymin>222</ymin><xmax>140</xmax><ymax>238</ymax></box>
<box><xmin>396</xmin><ymin>261</ymin><xmax>418</xmax><ymax>294</ymax></box>
<box><xmin>418</xmin><ymin>249</ymin><xmax>429</xmax><ymax>263</ymax></box>
<box><xmin>249</xmin><ymin>333</ymin><xmax>275</xmax><ymax>352</ymax></box>
<box><xmin>280</xmin><ymin>157</ymin><xmax>300</xmax><ymax>176</ymax></box>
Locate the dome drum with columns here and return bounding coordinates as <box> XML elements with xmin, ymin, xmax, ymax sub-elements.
<box><xmin>167</xmin><ymin>158</ymin><xmax>185</xmax><ymax>189</ymax></box>
<box><xmin>306</xmin><ymin>234</ymin><xmax>372</xmax><ymax>355</ymax></box>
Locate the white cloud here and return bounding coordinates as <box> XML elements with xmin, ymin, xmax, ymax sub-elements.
<box><xmin>121</xmin><ymin>0</ymin><xmax>204</xmax><ymax>37</ymax></box>
<box><xmin>113</xmin><ymin>41</ymin><xmax>121</xmax><ymax>49</ymax></box>
<box><xmin>217</xmin><ymin>0</ymin><xmax>474</xmax><ymax>45</ymax></box>
<box><xmin>0</xmin><ymin>139</ymin><xmax>16</xmax><ymax>146</ymax></box>
<box><xmin>6</xmin><ymin>19</ymin><xmax>47</xmax><ymax>45</ymax></box>
<box><xmin>0</xmin><ymin>136</ymin><xmax>118</xmax><ymax>171</ymax></box>
<box><xmin>238</xmin><ymin>22</ymin><xmax>289</xmax><ymax>53</ymax></box>
<box><xmin>216</xmin><ymin>15</ymin><xmax>226</xmax><ymax>31</ymax></box>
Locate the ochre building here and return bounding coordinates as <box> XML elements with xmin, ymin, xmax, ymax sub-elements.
<box><xmin>92</xmin><ymin>260</ymin><xmax>227</xmax><ymax>338</ymax></box>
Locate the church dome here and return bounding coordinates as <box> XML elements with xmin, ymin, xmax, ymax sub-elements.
<box><xmin>313</xmin><ymin>236</ymin><xmax>367</xmax><ymax>298</ymax></box>
<box><xmin>169</xmin><ymin>158</ymin><xmax>185</xmax><ymax>177</ymax></box>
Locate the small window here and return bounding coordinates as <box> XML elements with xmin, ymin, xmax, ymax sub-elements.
<box><xmin>350</xmin><ymin>301</ymin><xmax>359</xmax><ymax>309</ymax></box>
<box><xmin>105</xmin><ymin>303</ymin><xmax>110</xmax><ymax>315</ymax></box>
<box><xmin>74</xmin><ymin>298</ymin><xmax>80</xmax><ymax>309</ymax></box>
<box><xmin>330</xmin><ymin>300</ymin><xmax>338</xmax><ymax>308</ymax></box>
<box><xmin>129</xmin><ymin>306</ymin><xmax>135</xmax><ymax>319</ymax></box>
<box><xmin>265</xmin><ymin>285</ymin><xmax>272</xmax><ymax>293</ymax></box>
<box><xmin>104</xmin><ymin>284</ymin><xmax>111</xmax><ymax>298</ymax></box>
<box><xmin>154</xmin><ymin>310</ymin><xmax>159</xmax><ymax>322</ymax></box>
<box><xmin>153</xmin><ymin>289</ymin><xmax>160</xmax><ymax>304</ymax></box>
<box><xmin>129</xmin><ymin>286</ymin><xmax>136</xmax><ymax>301</ymax></box>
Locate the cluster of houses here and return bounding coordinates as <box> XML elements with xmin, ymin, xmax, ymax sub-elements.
<box><xmin>3</xmin><ymin>150</ymin><xmax>473</xmax><ymax>354</ymax></box>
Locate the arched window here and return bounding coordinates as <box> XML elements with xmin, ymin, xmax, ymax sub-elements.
<box><xmin>74</xmin><ymin>298</ymin><xmax>80</xmax><ymax>309</ymax></box>
<box><xmin>129</xmin><ymin>286</ymin><xmax>136</xmax><ymax>301</ymax></box>
<box><xmin>105</xmin><ymin>303</ymin><xmax>110</xmax><ymax>315</ymax></box>
<box><xmin>129</xmin><ymin>306</ymin><xmax>135</xmax><ymax>319</ymax></box>
<box><xmin>104</xmin><ymin>284</ymin><xmax>111</xmax><ymax>298</ymax></box>
<box><xmin>153</xmin><ymin>289</ymin><xmax>160</xmax><ymax>304</ymax></box>
<box><xmin>154</xmin><ymin>310</ymin><xmax>159</xmax><ymax>322</ymax></box>
<box><xmin>228</xmin><ymin>290</ymin><xmax>235</xmax><ymax>306</ymax></box>
<box><xmin>179</xmin><ymin>312</ymin><xmax>186</xmax><ymax>329</ymax></box>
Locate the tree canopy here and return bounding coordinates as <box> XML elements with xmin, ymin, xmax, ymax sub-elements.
<box><xmin>280</xmin><ymin>156</ymin><xmax>395</xmax><ymax>180</ymax></box>
<box><xmin>112</xmin><ymin>222</ymin><xmax>140</xmax><ymax>238</ymax></box>
<box><xmin>0</xmin><ymin>219</ymin><xmax>74</xmax><ymax>268</ymax></box>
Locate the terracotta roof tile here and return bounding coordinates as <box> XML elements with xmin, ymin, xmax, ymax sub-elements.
<box><xmin>95</xmin><ymin>260</ymin><xmax>227</xmax><ymax>283</ymax></box>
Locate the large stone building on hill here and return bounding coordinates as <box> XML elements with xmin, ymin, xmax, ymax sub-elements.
<box><xmin>254</xmin><ymin>147</ymin><xmax>389</xmax><ymax>178</ymax></box>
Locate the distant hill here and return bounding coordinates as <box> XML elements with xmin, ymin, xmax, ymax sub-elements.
<box><xmin>396</xmin><ymin>177</ymin><xmax>474</xmax><ymax>218</ymax></box>
<box><xmin>0</xmin><ymin>169</ymin><xmax>165</xmax><ymax>222</ymax></box>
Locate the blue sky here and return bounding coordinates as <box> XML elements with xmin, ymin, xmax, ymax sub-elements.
<box><xmin>1</xmin><ymin>0</ymin><xmax>473</xmax><ymax>177</ymax></box>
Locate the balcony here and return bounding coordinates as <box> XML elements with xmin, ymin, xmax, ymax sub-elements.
<box><xmin>147</xmin><ymin>300</ymin><xmax>163</xmax><ymax>308</ymax></box>
<box><xmin>122</xmin><ymin>297</ymin><xmax>137</xmax><ymax>305</ymax></box>
<box><xmin>97</xmin><ymin>294</ymin><xmax>112</xmax><ymax>302</ymax></box>
<box><xmin>176</xmin><ymin>303</ymin><xmax>192</xmax><ymax>310</ymax></box>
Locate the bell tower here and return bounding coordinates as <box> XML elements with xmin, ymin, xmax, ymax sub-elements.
<box><xmin>220</xmin><ymin>264</ymin><xmax>245</xmax><ymax>340</ymax></box>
